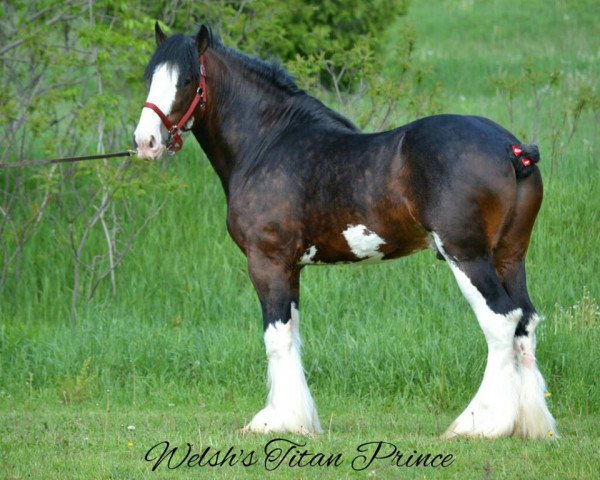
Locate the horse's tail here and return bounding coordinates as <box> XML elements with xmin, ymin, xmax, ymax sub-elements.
<box><xmin>510</xmin><ymin>143</ymin><xmax>540</xmax><ymax>179</ymax></box>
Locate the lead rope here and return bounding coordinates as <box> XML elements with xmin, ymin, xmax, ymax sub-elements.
<box><xmin>0</xmin><ymin>150</ymin><xmax>136</xmax><ymax>169</ymax></box>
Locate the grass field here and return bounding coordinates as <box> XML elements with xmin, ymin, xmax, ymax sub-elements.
<box><xmin>1</xmin><ymin>0</ymin><xmax>599</xmax><ymax>478</ymax></box>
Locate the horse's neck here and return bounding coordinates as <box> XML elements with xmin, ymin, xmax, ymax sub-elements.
<box><xmin>192</xmin><ymin>51</ymin><xmax>297</xmax><ymax>197</ymax></box>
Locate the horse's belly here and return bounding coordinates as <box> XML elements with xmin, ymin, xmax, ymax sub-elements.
<box><xmin>298</xmin><ymin>222</ymin><xmax>428</xmax><ymax>266</ymax></box>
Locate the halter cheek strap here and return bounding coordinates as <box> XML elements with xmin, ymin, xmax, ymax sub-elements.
<box><xmin>143</xmin><ymin>55</ymin><xmax>207</xmax><ymax>154</ymax></box>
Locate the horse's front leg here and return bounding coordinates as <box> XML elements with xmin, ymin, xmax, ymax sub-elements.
<box><xmin>243</xmin><ymin>253</ymin><xmax>321</xmax><ymax>434</ymax></box>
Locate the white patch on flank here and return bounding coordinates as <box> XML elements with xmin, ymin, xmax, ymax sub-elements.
<box><xmin>432</xmin><ymin>232</ymin><xmax>557</xmax><ymax>439</ymax></box>
<box><xmin>299</xmin><ymin>245</ymin><xmax>318</xmax><ymax>265</ymax></box>
<box><xmin>342</xmin><ymin>224</ymin><xmax>386</xmax><ymax>263</ymax></box>
<box><xmin>244</xmin><ymin>303</ymin><xmax>321</xmax><ymax>434</ymax></box>
<box><xmin>134</xmin><ymin>63</ymin><xmax>180</xmax><ymax>158</ymax></box>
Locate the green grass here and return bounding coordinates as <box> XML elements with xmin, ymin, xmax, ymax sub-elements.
<box><xmin>1</xmin><ymin>400</ymin><xmax>599</xmax><ymax>479</ymax></box>
<box><xmin>1</xmin><ymin>0</ymin><xmax>600</xmax><ymax>478</ymax></box>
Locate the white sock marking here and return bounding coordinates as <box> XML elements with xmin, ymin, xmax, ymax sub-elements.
<box><xmin>514</xmin><ymin>313</ymin><xmax>557</xmax><ymax>438</ymax></box>
<box><xmin>433</xmin><ymin>233</ymin><xmax>521</xmax><ymax>438</ymax></box>
<box><xmin>433</xmin><ymin>232</ymin><xmax>556</xmax><ymax>438</ymax></box>
<box><xmin>245</xmin><ymin>303</ymin><xmax>321</xmax><ymax>434</ymax></box>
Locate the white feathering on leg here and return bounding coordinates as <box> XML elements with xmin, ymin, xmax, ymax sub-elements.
<box><xmin>433</xmin><ymin>233</ymin><xmax>521</xmax><ymax>438</ymax></box>
<box><xmin>244</xmin><ymin>303</ymin><xmax>321</xmax><ymax>434</ymax></box>
<box><xmin>514</xmin><ymin>314</ymin><xmax>558</xmax><ymax>438</ymax></box>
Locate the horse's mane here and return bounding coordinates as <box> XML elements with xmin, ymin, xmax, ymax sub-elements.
<box><xmin>216</xmin><ymin>39</ymin><xmax>358</xmax><ymax>132</ymax></box>
<box><xmin>210</xmin><ymin>37</ymin><xmax>302</xmax><ymax>96</ymax></box>
<box><xmin>144</xmin><ymin>27</ymin><xmax>358</xmax><ymax>132</ymax></box>
<box><xmin>144</xmin><ymin>34</ymin><xmax>200</xmax><ymax>85</ymax></box>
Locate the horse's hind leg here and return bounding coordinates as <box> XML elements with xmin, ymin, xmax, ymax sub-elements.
<box><xmin>494</xmin><ymin>171</ymin><xmax>557</xmax><ymax>438</ymax></box>
<box><xmin>496</xmin><ymin>259</ymin><xmax>557</xmax><ymax>438</ymax></box>
<box><xmin>242</xmin><ymin>252</ymin><xmax>321</xmax><ymax>435</ymax></box>
<box><xmin>433</xmin><ymin>234</ymin><xmax>522</xmax><ymax>438</ymax></box>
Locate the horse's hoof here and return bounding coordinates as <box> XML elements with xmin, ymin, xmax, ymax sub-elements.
<box><xmin>244</xmin><ymin>405</ymin><xmax>321</xmax><ymax>435</ymax></box>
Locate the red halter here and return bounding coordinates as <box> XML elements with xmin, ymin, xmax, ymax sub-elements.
<box><xmin>143</xmin><ymin>55</ymin><xmax>207</xmax><ymax>154</ymax></box>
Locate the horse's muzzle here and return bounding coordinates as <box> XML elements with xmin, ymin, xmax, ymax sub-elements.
<box><xmin>134</xmin><ymin>133</ymin><xmax>165</xmax><ymax>160</ymax></box>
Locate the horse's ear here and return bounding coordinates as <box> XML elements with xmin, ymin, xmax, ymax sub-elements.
<box><xmin>155</xmin><ymin>21</ymin><xmax>167</xmax><ymax>46</ymax></box>
<box><xmin>196</xmin><ymin>25</ymin><xmax>211</xmax><ymax>55</ymax></box>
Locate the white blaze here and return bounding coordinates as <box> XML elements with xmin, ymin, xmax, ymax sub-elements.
<box><xmin>134</xmin><ymin>63</ymin><xmax>179</xmax><ymax>158</ymax></box>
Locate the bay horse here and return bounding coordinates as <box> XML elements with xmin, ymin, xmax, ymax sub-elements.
<box><xmin>134</xmin><ymin>23</ymin><xmax>557</xmax><ymax>439</ymax></box>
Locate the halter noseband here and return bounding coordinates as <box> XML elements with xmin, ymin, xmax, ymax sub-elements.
<box><xmin>143</xmin><ymin>55</ymin><xmax>207</xmax><ymax>154</ymax></box>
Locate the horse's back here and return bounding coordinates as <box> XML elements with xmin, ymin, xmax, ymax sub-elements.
<box><xmin>398</xmin><ymin>114</ymin><xmax>518</xmax><ymax>171</ymax></box>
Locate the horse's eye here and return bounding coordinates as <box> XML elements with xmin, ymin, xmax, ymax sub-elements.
<box><xmin>183</xmin><ymin>77</ymin><xmax>191</xmax><ymax>86</ymax></box>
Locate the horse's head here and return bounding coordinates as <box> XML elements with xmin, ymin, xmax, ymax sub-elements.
<box><xmin>134</xmin><ymin>23</ymin><xmax>210</xmax><ymax>159</ymax></box>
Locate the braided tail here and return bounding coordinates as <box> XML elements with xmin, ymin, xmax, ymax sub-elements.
<box><xmin>511</xmin><ymin>144</ymin><xmax>540</xmax><ymax>178</ymax></box>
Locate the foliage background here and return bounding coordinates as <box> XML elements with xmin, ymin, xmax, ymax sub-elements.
<box><xmin>1</xmin><ymin>0</ymin><xmax>599</xmax><ymax>478</ymax></box>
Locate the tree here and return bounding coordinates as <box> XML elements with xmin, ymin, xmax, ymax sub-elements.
<box><xmin>0</xmin><ymin>1</ymin><xmax>179</xmax><ymax>322</ymax></box>
<box><xmin>0</xmin><ymin>0</ymin><xmax>437</xmax><ymax>321</ymax></box>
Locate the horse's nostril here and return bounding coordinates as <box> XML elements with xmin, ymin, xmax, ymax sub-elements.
<box><xmin>149</xmin><ymin>136</ymin><xmax>155</xmax><ymax>149</ymax></box>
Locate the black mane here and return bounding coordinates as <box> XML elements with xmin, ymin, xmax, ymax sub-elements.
<box><xmin>145</xmin><ymin>28</ymin><xmax>358</xmax><ymax>132</ymax></box>
<box><xmin>211</xmin><ymin>36</ymin><xmax>358</xmax><ymax>132</ymax></box>
<box><xmin>214</xmin><ymin>42</ymin><xmax>302</xmax><ymax>95</ymax></box>
<box><xmin>144</xmin><ymin>34</ymin><xmax>199</xmax><ymax>85</ymax></box>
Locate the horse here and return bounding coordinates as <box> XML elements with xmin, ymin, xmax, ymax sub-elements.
<box><xmin>133</xmin><ymin>23</ymin><xmax>557</xmax><ymax>439</ymax></box>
